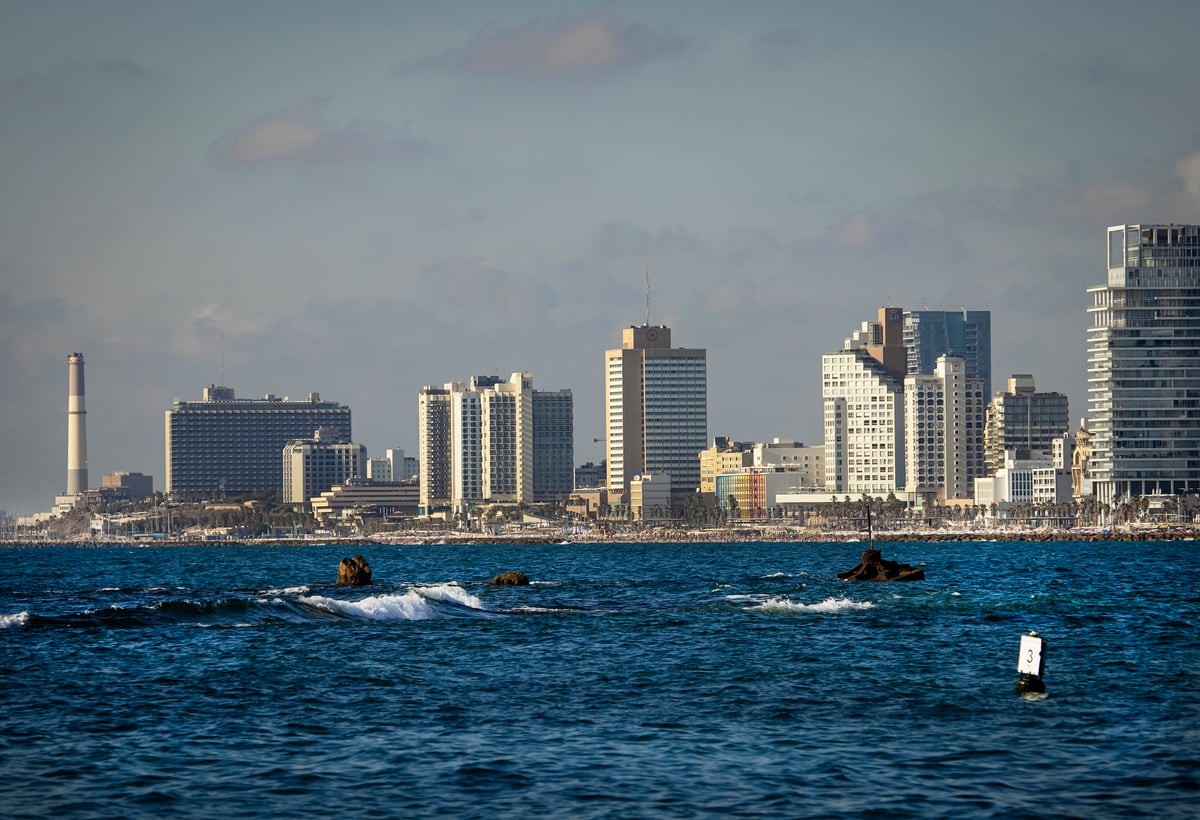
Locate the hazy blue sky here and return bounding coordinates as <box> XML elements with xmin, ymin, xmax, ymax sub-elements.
<box><xmin>3</xmin><ymin>1</ymin><xmax>1200</xmax><ymax>515</ymax></box>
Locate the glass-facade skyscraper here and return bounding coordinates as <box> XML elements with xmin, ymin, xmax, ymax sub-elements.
<box><xmin>903</xmin><ymin>309</ymin><xmax>992</xmax><ymax>398</ymax></box>
<box><xmin>1087</xmin><ymin>224</ymin><xmax>1200</xmax><ymax>505</ymax></box>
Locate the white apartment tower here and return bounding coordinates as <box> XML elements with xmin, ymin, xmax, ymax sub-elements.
<box><xmin>823</xmin><ymin>308</ymin><xmax>906</xmax><ymax>496</ymax></box>
<box><xmin>904</xmin><ymin>355</ymin><xmax>986</xmax><ymax>501</ymax></box>
<box><xmin>419</xmin><ymin>373</ymin><xmax>573</xmax><ymax>514</ymax></box>
<box><xmin>1088</xmin><ymin>224</ymin><xmax>1200</xmax><ymax>505</ymax></box>
<box><xmin>605</xmin><ymin>325</ymin><xmax>707</xmax><ymax>493</ymax></box>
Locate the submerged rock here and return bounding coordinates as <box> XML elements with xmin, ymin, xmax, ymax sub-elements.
<box><xmin>837</xmin><ymin>548</ymin><xmax>925</xmax><ymax>582</ymax></box>
<box><xmin>336</xmin><ymin>555</ymin><xmax>372</xmax><ymax>586</ymax></box>
<box><xmin>490</xmin><ymin>571</ymin><xmax>530</xmax><ymax>586</ymax></box>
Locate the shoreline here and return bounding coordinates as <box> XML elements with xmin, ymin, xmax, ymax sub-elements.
<box><xmin>2</xmin><ymin>527</ymin><xmax>1196</xmax><ymax>548</ymax></box>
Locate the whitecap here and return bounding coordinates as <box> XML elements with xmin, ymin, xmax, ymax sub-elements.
<box><xmin>0</xmin><ymin>611</ymin><xmax>29</xmax><ymax>629</ymax></box>
<box><xmin>750</xmin><ymin>596</ymin><xmax>874</xmax><ymax>615</ymax></box>
<box><xmin>263</xmin><ymin>586</ymin><xmax>309</xmax><ymax>595</ymax></box>
<box><xmin>302</xmin><ymin>584</ymin><xmax>488</xmax><ymax>621</ymax></box>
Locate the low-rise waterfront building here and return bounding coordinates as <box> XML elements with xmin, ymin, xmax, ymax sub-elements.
<box><xmin>310</xmin><ymin>478</ymin><xmax>419</xmax><ymax>525</ymax></box>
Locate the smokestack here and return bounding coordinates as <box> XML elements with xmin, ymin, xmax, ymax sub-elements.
<box><xmin>67</xmin><ymin>352</ymin><xmax>88</xmax><ymax>496</ymax></box>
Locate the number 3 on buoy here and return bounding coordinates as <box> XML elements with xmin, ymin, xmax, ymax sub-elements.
<box><xmin>1017</xmin><ymin>633</ymin><xmax>1044</xmax><ymax>676</ymax></box>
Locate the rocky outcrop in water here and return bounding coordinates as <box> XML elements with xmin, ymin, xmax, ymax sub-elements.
<box><xmin>490</xmin><ymin>571</ymin><xmax>530</xmax><ymax>586</ymax></box>
<box><xmin>336</xmin><ymin>555</ymin><xmax>372</xmax><ymax>586</ymax></box>
<box><xmin>837</xmin><ymin>548</ymin><xmax>924</xmax><ymax>582</ymax></box>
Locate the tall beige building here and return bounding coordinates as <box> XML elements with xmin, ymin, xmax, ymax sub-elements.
<box><xmin>605</xmin><ymin>325</ymin><xmax>707</xmax><ymax>493</ymax></box>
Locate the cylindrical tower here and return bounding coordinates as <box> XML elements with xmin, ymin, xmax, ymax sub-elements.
<box><xmin>67</xmin><ymin>352</ymin><xmax>88</xmax><ymax>496</ymax></box>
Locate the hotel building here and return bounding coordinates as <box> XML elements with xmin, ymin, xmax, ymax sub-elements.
<box><xmin>165</xmin><ymin>385</ymin><xmax>350</xmax><ymax>497</ymax></box>
<box><xmin>282</xmin><ymin>428</ymin><xmax>367</xmax><ymax>506</ymax></box>
<box><xmin>1087</xmin><ymin>224</ymin><xmax>1200</xmax><ymax>505</ymax></box>
<box><xmin>605</xmin><ymin>325</ymin><xmax>707</xmax><ymax>493</ymax></box>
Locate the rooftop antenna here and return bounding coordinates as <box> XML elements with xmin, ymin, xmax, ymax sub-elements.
<box><xmin>220</xmin><ymin>332</ymin><xmax>225</xmax><ymax>386</ymax></box>
<box><xmin>645</xmin><ymin>271</ymin><xmax>652</xmax><ymax>327</ymax></box>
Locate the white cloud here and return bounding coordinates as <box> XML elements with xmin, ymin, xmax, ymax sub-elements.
<box><xmin>1176</xmin><ymin>152</ymin><xmax>1200</xmax><ymax>196</ymax></box>
<box><xmin>406</xmin><ymin>12</ymin><xmax>689</xmax><ymax>78</ymax></box>
<box><xmin>211</xmin><ymin>98</ymin><xmax>426</xmax><ymax>166</ymax></box>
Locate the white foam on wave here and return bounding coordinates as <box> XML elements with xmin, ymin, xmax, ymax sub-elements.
<box><xmin>302</xmin><ymin>584</ymin><xmax>488</xmax><ymax>621</ymax></box>
<box><xmin>264</xmin><ymin>585</ymin><xmax>309</xmax><ymax>595</ymax></box>
<box><xmin>1</xmin><ymin>611</ymin><xmax>30</xmax><ymax>629</ymax></box>
<box><xmin>746</xmin><ymin>595</ymin><xmax>874</xmax><ymax>615</ymax></box>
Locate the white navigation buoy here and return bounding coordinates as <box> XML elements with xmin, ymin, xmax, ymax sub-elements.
<box><xmin>1017</xmin><ymin>631</ymin><xmax>1045</xmax><ymax>677</ymax></box>
<box><xmin>1014</xmin><ymin>631</ymin><xmax>1047</xmax><ymax>694</ymax></box>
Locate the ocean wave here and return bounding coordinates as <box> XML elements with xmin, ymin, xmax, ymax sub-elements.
<box><xmin>264</xmin><ymin>586</ymin><xmax>310</xmax><ymax>595</ymax></box>
<box><xmin>300</xmin><ymin>584</ymin><xmax>491</xmax><ymax>621</ymax></box>
<box><xmin>742</xmin><ymin>595</ymin><xmax>875</xmax><ymax>615</ymax></box>
<box><xmin>1</xmin><ymin>611</ymin><xmax>29</xmax><ymax>629</ymax></box>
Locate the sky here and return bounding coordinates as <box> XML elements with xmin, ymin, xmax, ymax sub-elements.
<box><xmin>3</xmin><ymin>0</ymin><xmax>1200</xmax><ymax>516</ymax></box>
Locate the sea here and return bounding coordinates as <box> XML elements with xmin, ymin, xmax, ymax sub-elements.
<box><xmin>1</xmin><ymin>538</ymin><xmax>1197</xmax><ymax>819</ymax></box>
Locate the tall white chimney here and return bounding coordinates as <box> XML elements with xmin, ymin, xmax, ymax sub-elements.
<box><xmin>67</xmin><ymin>352</ymin><xmax>88</xmax><ymax>495</ymax></box>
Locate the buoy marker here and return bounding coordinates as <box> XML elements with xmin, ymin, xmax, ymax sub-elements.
<box><xmin>1015</xmin><ymin>631</ymin><xmax>1047</xmax><ymax>694</ymax></box>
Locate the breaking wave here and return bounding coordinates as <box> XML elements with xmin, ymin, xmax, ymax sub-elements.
<box><xmin>741</xmin><ymin>595</ymin><xmax>875</xmax><ymax>615</ymax></box>
<box><xmin>300</xmin><ymin>584</ymin><xmax>491</xmax><ymax>621</ymax></box>
<box><xmin>0</xmin><ymin>611</ymin><xmax>29</xmax><ymax>629</ymax></box>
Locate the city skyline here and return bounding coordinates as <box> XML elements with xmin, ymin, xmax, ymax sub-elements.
<box><xmin>4</xmin><ymin>2</ymin><xmax>1200</xmax><ymax>514</ymax></box>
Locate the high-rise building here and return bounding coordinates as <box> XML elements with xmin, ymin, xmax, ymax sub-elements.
<box><xmin>983</xmin><ymin>375</ymin><xmax>1070</xmax><ymax>476</ymax></box>
<box><xmin>532</xmin><ymin>389</ymin><xmax>575</xmax><ymax>501</ymax></box>
<box><xmin>418</xmin><ymin>387</ymin><xmax>452</xmax><ymax>513</ymax></box>
<box><xmin>904</xmin><ymin>309</ymin><xmax>992</xmax><ymax>397</ymax></box>
<box><xmin>904</xmin><ymin>355</ymin><xmax>986</xmax><ymax>501</ymax></box>
<box><xmin>605</xmin><ymin>325</ymin><xmax>707</xmax><ymax>492</ymax></box>
<box><xmin>282</xmin><ymin>428</ymin><xmax>367</xmax><ymax>506</ymax></box>
<box><xmin>1087</xmin><ymin>223</ymin><xmax>1200</xmax><ymax>505</ymax></box>
<box><xmin>822</xmin><ymin>308</ymin><xmax>906</xmax><ymax>496</ymax></box>
<box><xmin>165</xmin><ymin>386</ymin><xmax>350</xmax><ymax>497</ymax></box>
<box><xmin>418</xmin><ymin>372</ymin><xmax>573</xmax><ymax>514</ymax></box>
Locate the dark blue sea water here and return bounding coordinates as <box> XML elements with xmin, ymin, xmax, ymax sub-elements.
<box><xmin>2</xmin><ymin>539</ymin><xmax>1198</xmax><ymax>819</ymax></box>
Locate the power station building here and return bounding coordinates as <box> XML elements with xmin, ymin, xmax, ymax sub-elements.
<box><xmin>165</xmin><ymin>385</ymin><xmax>351</xmax><ymax>497</ymax></box>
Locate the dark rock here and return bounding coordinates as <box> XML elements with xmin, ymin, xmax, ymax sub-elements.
<box><xmin>490</xmin><ymin>571</ymin><xmax>530</xmax><ymax>586</ymax></box>
<box><xmin>837</xmin><ymin>548</ymin><xmax>925</xmax><ymax>582</ymax></box>
<box><xmin>336</xmin><ymin>555</ymin><xmax>372</xmax><ymax>586</ymax></box>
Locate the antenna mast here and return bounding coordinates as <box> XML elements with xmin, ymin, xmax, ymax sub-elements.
<box><xmin>645</xmin><ymin>271</ymin><xmax>652</xmax><ymax>327</ymax></box>
<box><xmin>220</xmin><ymin>332</ymin><xmax>225</xmax><ymax>386</ymax></box>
